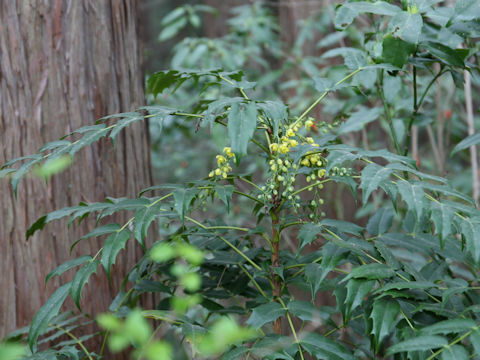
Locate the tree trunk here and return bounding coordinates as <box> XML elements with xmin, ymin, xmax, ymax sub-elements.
<box><xmin>0</xmin><ymin>0</ymin><xmax>151</xmax><ymax>350</ymax></box>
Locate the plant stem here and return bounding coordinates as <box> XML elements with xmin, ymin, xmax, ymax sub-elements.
<box><xmin>291</xmin><ymin>68</ymin><xmax>363</xmax><ymax>129</ymax></box>
<box><xmin>270</xmin><ymin>210</ymin><xmax>282</xmax><ymax>334</ymax></box>
<box><xmin>378</xmin><ymin>70</ymin><xmax>402</xmax><ymax>154</ymax></box>
<box><xmin>186</xmin><ymin>216</ymin><xmax>262</xmax><ymax>271</ymax></box>
<box><xmin>238</xmin><ymin>263</ymin><xmax>268</xmax><ymax>299</ymax></box>
<box><xmin>53</xmin><ymin>324</ymin><xmax>93</xmax><ymax>360</ymax></box>
<box><xmin>278</xmin><ymin>298</ymin><xmax>305</xmax><ymax>360</ymax></box>
<box><xmin>464</xmin><ymin>70</ymin><xmax>479</xmax><ymax>206</ymax></box>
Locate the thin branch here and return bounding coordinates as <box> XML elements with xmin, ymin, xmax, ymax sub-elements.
<box><xmin>464</xmin><ymin>70</ymin><xmax>479</xmax><ymax>207</ymax></box>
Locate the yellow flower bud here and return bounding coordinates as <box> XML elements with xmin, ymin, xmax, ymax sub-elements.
<box><xmin>215</xmin><ymin>168</ymin><xmax>222</xmax><ymax>176</ymax></box>
<box><xmin>306</xmin><ymin>137</ymin><xmax>314</xmax><ymax>144</ymax></box>
<box><xmin>279</xmin><ymin>144</ymin><xmax>289</xmax><ymax>154</ymax></box>
<box><xmin>289</xmin><ymin>139</ymin><xmax>298</xmax><ymax>147</ymax></box>
<box><xmin>286</xmin><ymin>128</ymin><xmax>295</xmax><ymax>137</ymax></box>
<box><xmin>270</xmin><ymin>143</ymin><xmax>279</xmax><ymax>153</ymax></box>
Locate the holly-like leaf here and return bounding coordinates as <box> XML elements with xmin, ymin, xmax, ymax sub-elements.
<box><xmin>215</xmin><ymin>184</ymin><xmax>234</xmax><ymax>212</ymax></box>
<box><xmin>341</xmin><ymin>264</ymin><xmax>395</xmax><ymax>283</ymax></box>
<box><xmin>451</xmin><ymin>133</ymin><xmax>480</xmax><ymax>155</ymax></box>
<box><xmin>227</xmin><ymin>102</ymin><xmax>257</xmax><ymax>156</ymax></box>
<box><xmin>461</xmin><ymin>218</ymin><xmax>480</xmax><ymax>264</ymax></box>
<box><xmin>173</xmin><ymin>188</ymin><xmax>197</xmax><ymax>223</ymax></box>
<box><xmin>334</xmin><ymin>1</ymin><xmax>401</xmax><ymax>30</ymax></box>
<box><xmin>101</xmin><ymin>229</ymin><xmax>130</xmax><ymax>278</ymax></box>
<box><xmin>134</xmin><ymin>202</ymin><xmax>164</xmax><ymax>247</ymax></box>
<box><xmin>246</xmin><ymin>303</ymin><xmax>285</xmax><ymax>329</ymax></box>
<box><xmin>80</xmin><ymin>223</ymin><xmax>121</xmax><ymax>240</ymax></box>
<box><xmin>431</xmin><ymin>203</ymin><xmax>454</xmax><ymax>246</ymax></box>
<box><xmin>338</xmin><ymin>107</ymin><xmax>383</xmax><ymax>134</ymax></box>
<box><xmin>68</xmin><ymin>125</ymin><xmax>110</xmax><ymax>156</ymax></box>
<box><xmin>321</xmin><ymin>219</ymin><xmax>364</xmax><ymax>236</ymax></box>
<box><xmin>301</xmin><ymin>333</ymin><xmax>356</xmax><ymax>360</ymax></box>
<box><xmin>423</xmin><ymin>42</ymin><xmax>466</xmax><ymax>68</ymax></box>
<box><xmin>28</xmin><ymin>282</ymin><xmax>72</xmax><ymax>351</ymax></box>
<box><xmin>367</xmin><ymin>207</ymin><xmax>394</xmax><ymax>236</ymax></box>
<box><xmin>370</xmin><ymin>299</ymin><xmax>400</xmax><ymax>351</ymax></box>
<box><xmin>256</xmin><ymin>100</ymin><xmax>287</xmax><ymax>137</ymax></box>
<box><xmin>298</xmin><ymin>223</ymin><xmax>322</xmax><ymax>251</ymax></box>
<box><xmin>287</xmin><ymin>300</ymin><xmax>319</xmax><ymax>322</ymax></box>
<box><xmin>386</xmin><ymin>335</ymin><xmax>448</xmax><ymax>355</ymax></box>
<box><xmin>389</xmin><ymin>11</ymin><xmax>423</xmax><ymax>44</ymax></box>
<box><xmin>360</xmin><ymin>163</ymin><xmax>393</xmax><ymax>204</ymax></box>
<box><xmin>420</xmin><ymin>319</ymin><xmax>476</xmax><ymax>335</ymax></box>
<box><xmin>45</xmin><ymin>256</ymin><xmax>92</xmax><ymax>284</ymax></box>
<box><xmin>382</xmin><ymin>35</ymin><xmax>415</xmax><ymax>68</ymax></box>
<box><xmin>345</xmin><ymin>279</ymin><xmax>375</xmax><ymax>319</ymax></box>
<box><xmin>397</xmin><ymin>180</ymin><xmax>426</xmax><ymax>221</ymax></box>
<box><xmin>440</xmin><ymin>345</ymin><xmax>468</xmax><ymax>360</ymax></box>
<box><xmin>204</xmin><ymin>97</ymin><xmax>244</xmax><ymax>125</ymax></box>
<box><xmin>70</xmin><ymin>260</ymin><xmax>99</xmax><ymax>309</ymax></box>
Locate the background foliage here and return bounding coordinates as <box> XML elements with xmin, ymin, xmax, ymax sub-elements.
<box><xmin>2</xmin><ymin>0</ymin><xmax>480</xmax><ymax>359</ymax></box>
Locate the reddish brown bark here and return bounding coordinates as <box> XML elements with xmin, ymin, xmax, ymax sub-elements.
<box><xmin>0</xmin><ymin>0</ymin><xmax>151</xmax><ymax>352</ymax></box>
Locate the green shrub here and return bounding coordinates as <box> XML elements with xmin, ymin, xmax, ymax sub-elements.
<box><xmin>2</xmin><ymin>1</ymin><xmax>480</xmax><ymax>359</ymax></box>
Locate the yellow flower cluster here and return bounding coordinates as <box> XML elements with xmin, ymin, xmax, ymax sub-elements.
<box><xmin>270</xmin><ymin>125</ymin><xmax>300</xmax><ymax>155</ymax></box>
<box><xmin>209</xmin><ymin>147</ymin><xmax>235</xmax><ymax>179</ymax></box>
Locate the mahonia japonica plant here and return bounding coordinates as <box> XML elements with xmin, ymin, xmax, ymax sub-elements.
<box><xmin>2</xmin><ymin>1</ymin><xmax>480</xmax><ymax>359</ymax></box>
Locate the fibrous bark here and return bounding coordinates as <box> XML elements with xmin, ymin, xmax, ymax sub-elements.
<box><xmin>0</xmin><ymin>0</ymin><xmax>151</xmax><ymax>347</ymax></box>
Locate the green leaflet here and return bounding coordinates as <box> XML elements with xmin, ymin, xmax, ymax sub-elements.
<box><xmin>451</xmin><ymin>133</ymin><xmax>480</xmax><ymax>155</ymax></box>
<box><xmin>68</xmin><ymin>125</ymin><xmax>109</xmax><ymax>156</ymax></box>
<box><xmin>389</xmin><ymin>11</ymin><xmax>423</xmax><ymax>44</ymax></box>
<box><xmin>367</xmin><ymin>207</ymin><xmax>394</xmax><ymax>236</ymax></box>
<box><xmin>320</xmin><ymin>219</ymin><xmax>364</xmax><ymax>236</ymax></box>
<box><xmin>431</xmin><ymin>203</ymin><xmax>454</xmax><ymax>245</ymax></box>
<box><xmin>204</xmin><ymin>97</ymin><xmax>244</xmax><ymax>126</ymax></box>
<box><xmin>246</xmin><ymin>303</ymin><xmax>285</xmax><ymax>329</ymax></box>
<box><xmin>11</xmin><ymin>155</ymin><xmax>43</xmax><ymax>197</ymax></box>
<box><xmin>26</xmin><ymin>205</ymin><xmax>87</xmax><ymax>239</ymax></box>
<box><xmin>287</xmin><ymin>300</ymin><xmax>319</xmax><ymax>322</ymax></box>
<box><xmin>28</xmin><ymin>282</ymin><xmax>72</xmax><ymax>351</ymax></box>
<box><xmin>227</xmin><ymin>102</ymin><xmax>257</xmax><ymax>156</ymax></box>
<box><xmin>337</xmin><ymin>107</ymin><xmax>383</xmax><ymax>134</ymax></box>
<box><xmin>397</xmin><ymin>180</ymin><xmax>426</xmax><ymax>221</ymax></box>
<box><xmin>419</xmin><ymin>319</ymin><xmax>477</xmax><ymax>335</ymax></box>
<box><xmin>382</xmin><ymin>35</ymin><xmax>415</xmax><ymax>68</ymax></box>
<box><xmin>301</xmin><ymin>333</ymin><xmax>356</xmax><ymax>360</ymax></box>
<box><xmin>70</xmin><ymin>260</ymin><xmax>99</xmax><ymax>309</ymax></box>
<box><xmin>370</xmin><ymin>299</ymin><xmax>400</xmax><ymax>351</ymax></box>
<box><xmin>45</xmin><ymin>256</ymin><xmax>92</xmax><ymax>285</ymax></box>
<box><xmin>298</xmin><ymin>223</ymin><xmax>322</xmax><ymax>252</ymax></box>
<box><xmin>360</xmin><ymin>163</ymin><xmax>392</xmax><ymax>204</ymax></box>
<box><xmin>173</xmin><ymin>188</ymin><xmax>197</xmax><ymax>223</ymax></box>
<box><xmin>101</xmin><ymin>229</ymin><xmax>131</xmax><ymax>278</ymax></box>
<box><xmin>80</xmin><ymin>223</ymin><xmax>121</xmax><ymax>240</ymax></box>
<box><xmin>214</xmin><ymin>184</ymin><xmax>234</xmax><ymax>212</ymax></box>
<box><xmin>335</xmin><ymin>1</ymin><xmax>401</xmax><ymax>30</ymax></box>
<box><xmin>440</xmin><ymin>345</ymin><xmax>469</xmax><ymax>360</ymax></box>
<box><xmin>461</xmin><ymin>218</ymin><xmax>480</xmax><ymax>264</ymax></box>
<box><xmin>134</xmin><ymin>202</ymin><xmax>164</xmax><ymax>247</ymax></box>
<box><xmin>345</xmin><ymin>279</ymin><xmax>375</xmax><ymax>320</ymax></box>
<box><xmin>386</xmin><ymin>335</ymin><xmax>448</xmax><ymax>355</ymax></box>
<box><xmin>256</xmin><ymin>100</ymin><xmax>287</xmax><ymax>137</ymax></box>
<box><xmin>341</xmin><ymin>263</ymin><xmax>395</xmax><ymax>283</ymax></box>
